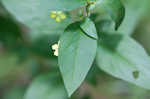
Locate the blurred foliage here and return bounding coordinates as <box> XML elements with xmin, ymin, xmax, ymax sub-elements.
<box><xmin>0</xmin><ymin>0</ymin><xmax>150</xmax><ymax>99</ymax></box>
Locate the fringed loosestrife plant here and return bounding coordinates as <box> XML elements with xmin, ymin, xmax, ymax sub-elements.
<box><xmin>2</xmin><ymin>0</ymin><xmax>150</xmax><ymax>98</ymax></box>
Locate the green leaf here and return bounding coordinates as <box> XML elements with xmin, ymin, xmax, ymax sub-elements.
<box><xmin>96</xmin><ymin>35</ymin><xmax>150</xmax><ymax>89</ymax></box>
<box><xmin>24</xmin><ymin>72</ymin><xmax>68</xmax><ymax>99</ymax></box>
<box><xmin>80</xmin><ymin>18</ymin><xmax>98</xmax><ymax>39</ymax></box>
<box><xmin>1</xmin><ymin>0</ymin><xmax>75</xmax><ymax>40</ymax></box>
<box><xmin>118</xmin><ymin>0</ymin><xmax>150</xmax><ymax>35</ymax></box>
<box><xmin>97</xmin><ymin>0</ymin><xmax>125</xmax><ymax>30</ymax></box>
<box><xmin>117</xmin><ymin>5</ymin><xmax>139</xmax><ymax>35</ymax></box>
<box><xmin>58</xmin><ymin>23</ymin><xmax>97</xmax><ymax>96</ymax></box>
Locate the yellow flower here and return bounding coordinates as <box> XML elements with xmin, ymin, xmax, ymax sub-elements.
<box><xmin>52</xmin><ymin>41</ymin><xmax>60</xmax><ymax>56</ymax></box>
<box><xmin>50</xmin><ymin>11</ymin><xmax>66</xmax><ymax>22</ymax></box>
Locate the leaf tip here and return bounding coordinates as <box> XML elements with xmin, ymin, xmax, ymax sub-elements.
<box><xmin>64</xmin><ymin>80</ymin><xmax>80</xmax><ymax>97</ymax></box>
<box><xmin>65</xmin><ymin>86</ymin><xmax>76</xmax><ymax>97</ymax></box>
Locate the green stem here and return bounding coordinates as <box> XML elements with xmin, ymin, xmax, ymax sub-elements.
<box><xmin>85</xmin><ymin>0</ymin><xmax>96</xmax><ymax>17</ymax></box>
<box><xmin>86</xmin><ymin>4</ymin><xmax>90</xmax><ymax>16</ymax></box>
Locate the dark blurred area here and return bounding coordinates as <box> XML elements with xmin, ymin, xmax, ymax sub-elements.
<box><xmin>0</xmin><ymin>0</ymin><xmax>150</xmax><ymax>99</ymax></box>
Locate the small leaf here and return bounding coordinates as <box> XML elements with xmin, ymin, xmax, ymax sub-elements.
<box><xmin>24</xmin><ymin>72</ymin><xmax>68</xmax><ymax>99</ymax></box>
<box><xmin>80</xmin><ymin>18</ymin><xmax>98</xmax><ymax>39</ymax></box>
<box><xmin>58</xmin><ymin>23</ymin><xmax>97</xmax><ymax>96</ymax></box>
<box><xmin>97</xmin><ymin>35</ymin><xmax>150</xmax><ymax>89</ymax></box>
<box><xmin>118</xmin><ymin>0</ymin><xmax>150</xmax><ymax>35</ymax></box>
<box><xmin>98</xmin><ymin>0</ymin><xmax>125</xmax><ymax>30</ymax></box>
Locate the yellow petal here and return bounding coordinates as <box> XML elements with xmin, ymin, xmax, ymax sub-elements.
<box><xmin>50</xmin><ymin>13</ymin><xmax>56</xmax><ymax>18</ymax></box>
<box><xmin>60</xmin><ymin>13</ymin><xmax>66</xmax><ymax>19</ymax></box>
<box><xmin>56</xmin><ymin>17</ymin><xmax>61</xmax><ymax>22</ymax></box>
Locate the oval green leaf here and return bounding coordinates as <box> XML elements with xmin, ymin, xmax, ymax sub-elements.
<box><xmin>97</xmin><ymin>35</ymin><xmax>150</xmax><ymax>90</ymax></box>
<box><xmin>80</xmin><ymin>18</ymin><xmax>98</xmax><ymax>39</ymax></box>
<box><xmin>24</xmin><ymin>72</ymin><xmax>68</xmax><ymax>99</ymax></box>
<box><xmin>97</xmin><ymin>0</ymin><xmax>125</xmax><ymax>30</ymax></box>
<box><xmin>58</xmin><ymin>23</ymin><xmax>97</xmax><ymax>97</ymax></box>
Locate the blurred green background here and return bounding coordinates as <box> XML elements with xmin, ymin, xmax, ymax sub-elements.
<box><xmin>0</xmin><ymin>0</ymin><xmax>150</xmax><ymax>99</ymax></box>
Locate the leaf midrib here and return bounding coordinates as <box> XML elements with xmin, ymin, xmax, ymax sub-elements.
<box><xmin>71</xmin><ymin>30</ymin><xmax>82</xmax><ymax>86</ymax></box>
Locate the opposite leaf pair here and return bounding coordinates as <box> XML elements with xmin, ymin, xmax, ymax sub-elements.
<box><xmin>58</xmin><ymin>17</ymin><xmax>150</xmax><ymax>97</ymax></box>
